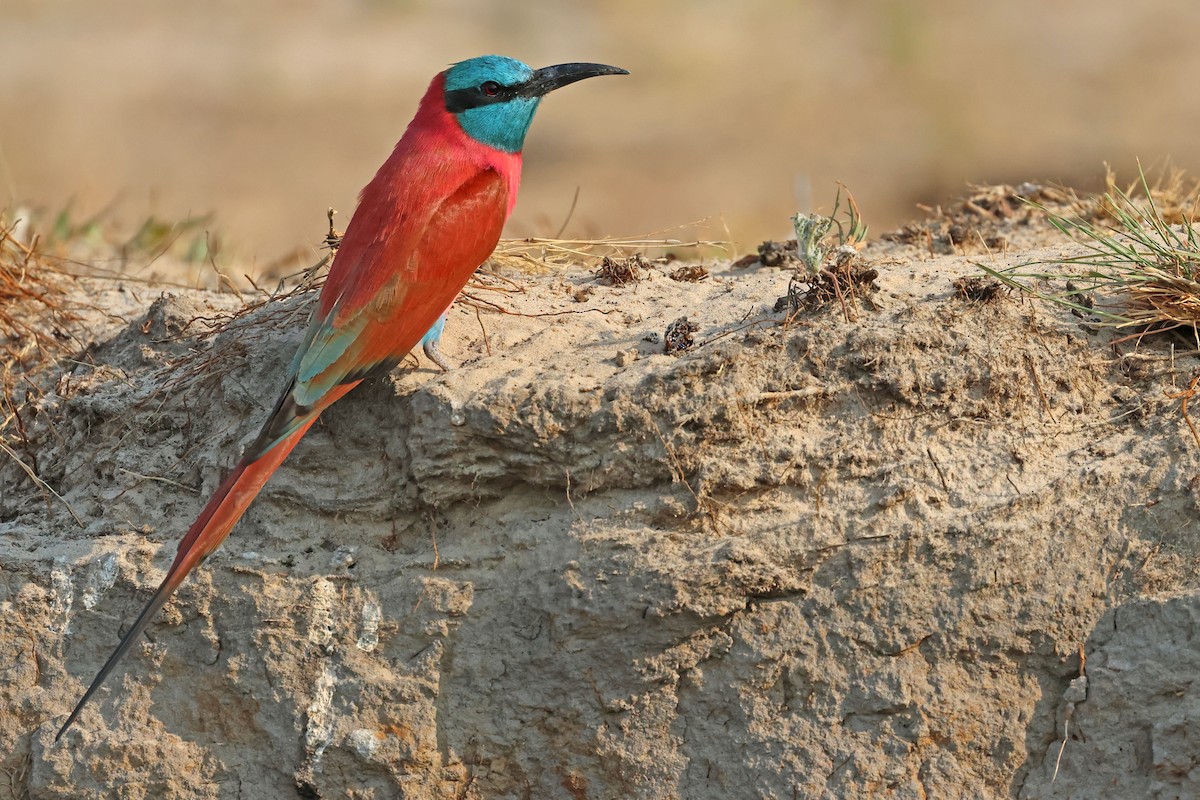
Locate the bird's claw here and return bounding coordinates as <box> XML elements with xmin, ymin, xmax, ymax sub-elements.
<box><xmin>423</xmin><ymin>339</ymin><xmax>453</xmax><ymax>372</ymax></box>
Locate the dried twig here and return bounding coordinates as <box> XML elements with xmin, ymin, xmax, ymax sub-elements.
<box><xmin>1165</xmin><ymin>373</ymin><xmax>1200</xmax><ymax>449</ymax></box>
<box><xmin>0</xmin><ymin>438</ymin><xmax>83</xmax><ymax>526</ymax></box>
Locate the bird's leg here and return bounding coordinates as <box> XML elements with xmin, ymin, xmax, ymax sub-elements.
<box><xmin>423</xmin><ymin>338</ymin><xmax>452</xmax><ymax>372</ymax></box>
<box><xmin>419</xmin><ymin>312</ymin><xmax>452</xmax><ymax>371</ymax></box>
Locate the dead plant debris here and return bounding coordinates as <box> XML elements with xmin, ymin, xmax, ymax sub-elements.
<box><xmin>885</xmin><ymin>183</ymin><xmax>1075</xmax><ymax>255</ymax></box>
<box><xmin>595</xmin><ymin>254</ymin><xmax>648</xmax><ymax>287</ymax></box>
<box><xmin>756</xmin><ymin>239</ymin><xmax>799</xmax><ymax>268</ymax></box>
<box><xmin>0</xmin><ymin>221</ymin><xmax>78</xmax><ymax>386</ymax></box>
<box><xmin>1092</xmin><ymin>163</ymin><xmax>1200</xmax><ymax>227</ymax></box>
<box><xmin>0</xmin><ymin>216</ymin><xmax>101</xmax><ymax>517</ymax></box>
<box><xmin>669</xmin><ymin>264</ymin><xmax>709</xmax><ymax>283</ymax></box>
<box><xmin>952</xmin><ymin>276</ymin><xmax>1006</xmax><ymax>304</ymax></box>
<box><xmin>775</xmin><ymin>253</ymin><xmax>880</xmax><ymax>323</ymax></box>
<box><xmin>1064</xmin><ymin>281</ymin><xmax>1095</xmax><ymax>318</ymax></box>
<box><xmin>888</xmin><ymin>165</ymin><xmax>1200</xmax><ymax>261</ymax></box>
<box><xmin>664</xmin><ymin>317</ymin><xmax>699</xmax><ymax>355</ymax></box>
<box><xmin>1165</xmin><ymin>374</ymin><xmax>1200</xmax><ymax>450</ymax></box>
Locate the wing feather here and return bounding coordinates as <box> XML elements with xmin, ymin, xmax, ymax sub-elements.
<box><xmin>285</xmin><ymin>167</ymin><xmax>508</xmax><ymax>413</ymax></box>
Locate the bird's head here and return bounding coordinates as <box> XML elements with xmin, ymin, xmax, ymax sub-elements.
<box><xmin>444</xmin><ymin>55</ymin><xmax>628</xmax><ymax>153</ymax></box>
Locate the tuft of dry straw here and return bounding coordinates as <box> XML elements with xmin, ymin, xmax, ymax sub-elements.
<box><xmin>225</xmin><ymin>229</ymin><xmax>724</xmax><ymax>331</ymax></box>
<box><xmin>1</xmin><ymin>212</ymin><xmax>725</xmax><ymax>409</ymax></box>
<box><xmin>488</xmin><ymin>234</ymin><xmax>724</xmax><ymax>274</ymax></box>
<box><xmin>0</xmin><ymin>217</ymin><xmax>77</xmax><ymax>383</ymax></box>
<box><xmin>1095</xmin><ymin>162</ymin><xmax>1200</xmax><ymax>227</ymax></box>
<box><xmin>980</xmin><ymin>163</ymin><xmax>1200</xmax><ymax>346</ymax></box>
<box><xmin>1</xmin><ymin>212</ymin><xmax>92</xmax><ymax>522</ymax></box>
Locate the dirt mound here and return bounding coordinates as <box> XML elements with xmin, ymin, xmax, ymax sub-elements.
<box><xmin>2</xmin><ymin>220</ymin><xmax>1199</xmax><ymax>798</ymax></box>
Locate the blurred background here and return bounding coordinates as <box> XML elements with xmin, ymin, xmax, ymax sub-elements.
<box><xmin>3</xmin><ymin>0</ymin><xmax>1200</xmax><ymax>278</ymax></box>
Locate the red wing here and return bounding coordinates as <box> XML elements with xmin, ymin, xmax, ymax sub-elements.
<box><xmin>290</xmin><ymin>167</ymin><xmax>508</xmax><ymax>409</ymax></box>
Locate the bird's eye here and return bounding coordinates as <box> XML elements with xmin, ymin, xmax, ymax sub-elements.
<box><xmin>481</xmin><ymin>81</ymin><xmax>501</xmax><ymax>97</ymax></box>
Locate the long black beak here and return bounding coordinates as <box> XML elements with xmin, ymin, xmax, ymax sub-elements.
<box><xmin>523</xmin><ymin>63</ymin><xmax>629</xmax><ymax>98</ymax></box>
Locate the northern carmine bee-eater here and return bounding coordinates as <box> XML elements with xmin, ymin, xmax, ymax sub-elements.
<box><xmin>56</xmin><ymin>55</ymin><xmax>628</xmax><ymax>740</ymax></box>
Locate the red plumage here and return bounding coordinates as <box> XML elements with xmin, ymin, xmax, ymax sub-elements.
<box><xmin>57</xmin><ymin>55</ymin><xmax>627</xmax><ymax>742</ymax></box>
<box><xmin>319</xmin><ymin>73</ymin><xmax>521</xmax><ymax>331</ymax></box>
<box><xmin>56</xmin><ymin>70</ymin><xmax>521</xmax><ymax>741</ymax></box>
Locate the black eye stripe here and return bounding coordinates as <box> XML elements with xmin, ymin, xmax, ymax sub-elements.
<box><xmin>445</xmin><ymin>82</ymin><xmax>525</xmax><ymax>113</ymax></box>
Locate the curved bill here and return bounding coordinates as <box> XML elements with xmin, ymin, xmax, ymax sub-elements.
<box><xmin>523</xmin><ymin>63</ymin><xmax>629</xmax><ymax>97</ymax></box>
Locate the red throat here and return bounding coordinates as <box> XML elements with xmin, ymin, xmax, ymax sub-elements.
<box><xmin>399</xmin><ymin>72</ymin><xmax>523</xmax><ymax>216</ymax></box>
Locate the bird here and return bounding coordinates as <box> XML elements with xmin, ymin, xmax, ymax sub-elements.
<box><xmin>56</xmin><ymin>54</ymin><xmax>628</xmax><ymax>741</ymax></box>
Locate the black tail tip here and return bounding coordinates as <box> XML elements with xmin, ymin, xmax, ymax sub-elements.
<box><xmin>55</xmin><ymin>713</ymin><xmax>80</xmax><ymax>743</ymax></box>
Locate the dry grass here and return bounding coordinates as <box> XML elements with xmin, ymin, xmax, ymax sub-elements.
<box><xmin>1166</xmin><ymin>374</ymin><xmax>1200</xmax><ymax>449</ymax></box>
<box><xmin>126</xmin><ymin>229</ymin><xmax>725</xmax><ymax>408</ymax></box>
<box><xmin>234</xmin><ymin>225</ymin><xmax>724</xmax><ymax>335</ymax></box>
<box><xmin>0</xmin><ymin>218</ymin><xmax>78</xmax><ymax>388</ymax></box>
<box><xmin>0</xmin><ymin>216</ymin><xmax>78</xmax><ymax>520</ymax></box>
<box><xmin>1</xmin><ymin>206</ymin><xmax>725</xmax><ymax>405</ymax></box>
<box><xmin>0</xmin><ymin>214</ymin><xmax>99</xmax><ymax>478</ymax></box>
<box><xmin>1092</xmin><ymin>163</ymin><xmax>1200</xmax><ymax>227</ymax></box>
<box><xmin>981</xmin><ymin>164</ymin><xmax>1200</xmax><ymax>347</ymax></box>
<box><xmin>594</xmin><ymin>254</ymin><xmax>644</xmax><ymax>287</ymax></box>
<box><xmin>0</xmin><ymin>749</ymin><xmax>31</xmax><ymax>800</ymax></box>
<box><xmin>490</xmin><ymin>235</ymin><xmax>723</xmax><ymax>275</ymax></box>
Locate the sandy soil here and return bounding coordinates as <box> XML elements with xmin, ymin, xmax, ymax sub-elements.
<box><xmin>2</xmin><ymin>194</ymin><xmax>1199</xmax><ymax>798</ymax></box>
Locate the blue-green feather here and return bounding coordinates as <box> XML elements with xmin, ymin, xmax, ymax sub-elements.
<box><xmin>445</xmin><ymin>55</ymin><xmax>541</xmax><ymax>153</ymax></box>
